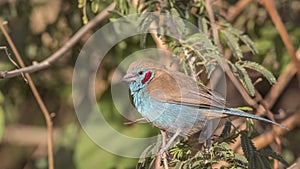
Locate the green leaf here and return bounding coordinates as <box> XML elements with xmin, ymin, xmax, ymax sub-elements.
<box><xmin>260</xmin><ymin>148</ymin><xmax>289</xmax><ymax>167</ymax></box>
<box><xmin>240</xmin><ymin>131</ymin><xmax>256</xmax><ymax>160</ymax></box>
<box><xmin>91</xmin><ymin>0</ymin><xmax>99</xmax><ymax>13</ymax></box>
<box><xmin>170</xmin><ymin>8</ymin><xmax>188</xmax><ymax>39</ymax></box>
<box><xmin>140</xmin><ymin>0</ymin><xmax>160</xmax><ymax>12</ymax></box>
<box><xmin>222</xmin><ymin>30</ymin><xmax>243</xmax><ymax>59</ymax></box>
<box><xmin>78</xmin><ymin>0</ymin><xmax>84</xmax><ymax>8</ymax></box>
<box><xmin>138</xmin><ymin>13</ymin><xmax>157</xmax><ymax>48</ymax></box>
<box><xmin>234</xmin><ymin>153</ymin><xmax>248</xmax><ymax>164</ymax></box>
<box><xmin>246</xmin><ymin>118</ymin><xmax>255</xmax><ymax>135</ymax></box>
<box><xmin>240</xmin><ymin>35</ymin><xmax>258</xmax><ymax>55</ymax></box>
<box><xmin>137</xmin><ymin>144</ymin><xmax>157</xmax><ymax>169</ymax></box>
<box><xmin>256</xmin><ymin>154</ymin><xmax>272</xmax><ymax>169</ymax></box>
<box><xmin>198</xmin><ymin>17</ymin><xmax>209</xmax><ymax>34</ymax></box>
<box><xmin>82</xmin><ymin>15</ymin><xmax>88</xmax><ymax>24</ymax></box>
<box><xmin>242</xmin><ymin>61</ymin><xmax>276</xmax><ymax>84</ymax></box>
<box><xmin>235</xmin><ymin>63</ymin><xmax>255</xmax><ymax>96</ymax></box>
<box><xmin>182</xmin><ymin>32</ymin><xmax>222</xmax><ymax>72</ymax></box>
<box><xmin>219</xmin><ymin>121</ymin><xmax>232</xmax><ymax>138</ymax></box>
<box><xmin>235</xmin><ymin>106</ymin><xmax>253</xmax><ymax>112</ymax></box>
<box><xmin>240</xmin><ymin>131</ymin><xmax>257</xmax><ymax>169</ymax></box>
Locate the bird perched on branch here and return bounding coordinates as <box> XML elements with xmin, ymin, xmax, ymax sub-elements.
<box><xmin>122</xmin><ymin>58</ymin><xmax>286</xmax><ymax>154</ymax></box>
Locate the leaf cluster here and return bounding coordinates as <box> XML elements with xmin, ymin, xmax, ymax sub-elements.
<box><xmin>78</xmin><ymin>0</ymin><xmax>277</xmax><ymax>95</ymax></box>
<box><xmin>76</xmin><ymin>0</ymin><xmax>288</xmax><ymax>168</ymax></box>
<box><xmin>137</xmin><ymin>120</ymin><xmax>288</xmax><ymax>169</ymax></box>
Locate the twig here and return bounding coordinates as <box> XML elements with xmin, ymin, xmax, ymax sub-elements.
<box><xmin>264</xmin><ymin>61</ymin><xmax>297</xmax><ymax>110</ymax></box>
<box><xmin>260</xmin><ymin>0</ymin><xmax>300</xmax><ymax>82</ymax></box>
<box><xmin>205</xmin><ymin>1</ymin><xmax>296</xmax><ymax>161</ymax></box>
<box><xmin>205</xmin><ymin>0</ymin><xmax>258</xmax><ymax>107</ymax></box>
<box><xmin>231</xmin><ymin>47</ymin><xmax>300</xmax><ymax>150</ymax></box>
<box><xmin>231</xmin><ymin>57</ymin><xmax>298</xmax><ymax>152</ymax></box>
<box><xmin>0</xmin><ymin>2</ymin><xmax>116</xmax><ymax>79</ymax></box>
<box><xmin>205</xmin><ymin>0</ymin><xmax>223</xmax><ymax>52</ymax></box>
<box><xmin>226</xmin><ymin>0</ymin><xmax>252</xmax><ymax>22</ymax></box>
<box><xmin>0</xmin><ymin>22</ymin><xmax>54</xmax><ymax>169</ymax></box>
<box><xmin>160</xmin><ymin>130</ymin><xmax>169</xmax><ymax>169</ymax></box>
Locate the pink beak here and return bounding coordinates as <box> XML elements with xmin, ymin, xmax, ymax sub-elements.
<box><xmin>122</xmin><ymin>73</ymin><xmax>137</xmax><ymax>83</ymax></box>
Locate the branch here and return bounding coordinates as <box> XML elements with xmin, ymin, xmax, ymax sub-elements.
<box><xmin>0</xmin><ymin>2</ymin><xmax>116</xmax><ymax>79</ymax></box>
<box><xmin>226</xmin><ymin>0</ymin><xmax>252</xmax><ymax>22</ymax></box>
<box><xmin>205</xmin><ymin>0</ymin><xmax>223</xmax><ymax>51</ymax></box>
<box><xmin>205</xmin><ymin>0</ymin><xmax>258</xmax><ymax>107</ymax></box>
<box><xmin>260</xmin><ymin>0</ymin><xmax>300</xmax><ymax>83</ymax></box>
<box><xmin>160</xmin><ymin>130</ymin><xmax>169</xmax><ymax>169</ymax></box>
<box><xmin>0</xmin><ymin>22</ymin><xmax>55</xmax><ymax>169</ymax></box>
<box><xmin>231</xmin><ymin>47</ymin><xmax>300</xmax><ymax>149</ymax></box>
<box><xmin>207</xmin><ymin>1</ymin><xmax>298</xmax><ymax>157</ymax></box>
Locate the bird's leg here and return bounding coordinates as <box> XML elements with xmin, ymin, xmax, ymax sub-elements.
<box><xmin>205</xmin><ymin>138</ymin><xmax>211</xmax><ymax>153</ymax></box>
<box><xmin>159</xmin><ymin>128</ymin><xmax>181</xmax><ymax>155</ymax></box>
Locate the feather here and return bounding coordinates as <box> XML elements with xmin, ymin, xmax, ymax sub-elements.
<box><xmin>146</xmin><ymin>68</ymin><xmax>226</xmax><ymax>109</ymax></box>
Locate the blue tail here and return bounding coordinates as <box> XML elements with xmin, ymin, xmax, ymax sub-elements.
<box><xmin>222</xmin><ymin>108</ymin><xmax>288</xmax><ymax>129</ymax></box>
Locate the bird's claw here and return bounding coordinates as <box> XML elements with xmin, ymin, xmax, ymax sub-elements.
<box><xmin>159</xmin><ymin>147</ymin><xmax>169</xmax><ymax>157</ymax></box>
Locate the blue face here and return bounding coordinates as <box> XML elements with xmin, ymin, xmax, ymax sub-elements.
<box><xmin>129</xmin><ymin>69</ymin><xmax>155</xmax><ymax>93</ymax></box>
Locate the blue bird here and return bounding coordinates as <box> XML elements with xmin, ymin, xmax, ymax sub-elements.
<box><xmin>122</xmin><ymin>58</ymin><xmax>286</xmax><ymax>153</ymax></box>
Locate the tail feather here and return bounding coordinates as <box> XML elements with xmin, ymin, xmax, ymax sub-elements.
<box><xmin>223</xmin><ymin>108</ymin><xmax>288</xmax><ymax>130</ymax></box>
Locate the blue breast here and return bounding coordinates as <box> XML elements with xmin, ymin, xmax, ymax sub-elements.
<box><xmin>132</xmin><ymin>88</ymin><xmax>207</xmax><ymax>136</ymax></box>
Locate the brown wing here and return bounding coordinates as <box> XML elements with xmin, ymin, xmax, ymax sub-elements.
<box><xmin>146</xmin><ymin>69</ymin><xmax>226</xmax><ymax>109</ymax></box>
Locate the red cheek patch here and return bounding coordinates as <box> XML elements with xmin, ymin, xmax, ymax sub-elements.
<box><xmin>142</xmin><ymin>72</ymin><xmax>152</xmax><ymax>84</ymax></box>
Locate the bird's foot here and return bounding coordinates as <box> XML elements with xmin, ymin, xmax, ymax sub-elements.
<box><xmin>159</xmin><ymin>147</ymin><xmax>169</xmax><ymax>157</ymax></box>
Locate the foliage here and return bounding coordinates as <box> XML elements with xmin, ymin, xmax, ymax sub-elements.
<box><xmin>97</xmin><ymin>0</ymin><xmax>287</xmax><ymax>168</ymax></box>
<box><xmin>137</xmin><ymin>120</ymin><xmax>288</xmax><ymax>169</ymax></box>
<box><xmin>103</xmin><ymin>0</ymin><xmax>277</xmax><ymax>96</ymax></box>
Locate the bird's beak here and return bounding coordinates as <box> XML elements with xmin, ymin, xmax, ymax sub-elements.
<box><xmin>122</xmin><ymin>73</ymin><xmax>136</xmax><ymax>83</ymax></box>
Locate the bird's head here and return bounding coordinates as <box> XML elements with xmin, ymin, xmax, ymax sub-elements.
<box><xmin>122</xmin><ymin>59</ymin><xmax>165</xmax><ymax>93</ymax></box>
<box><xmin>122</xmin><ymin>68</ymin><xmax>155</xmax><ymax>92</ymax></box>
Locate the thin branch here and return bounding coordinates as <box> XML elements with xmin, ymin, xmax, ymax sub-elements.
<box><xmin>260</xmin><ymin>0</ymin><xmax>300</xmax><ymax>83</ymax></box>
<box><xmin>160</xmin><ymin>130</ymin><xmax>169</xmax><ymax>169</ymax></box>
<box><xmin>264</xmin><ymin>61</ymin><xmax>297</xmax><ymax>110</ymax></box>
<box><xmin>0</xmin><ymin>2</ymin><xmax>116</xmax><ymax>79</ymax></box>
<box><xmin>205</xmin><ymin>0</ymin><xmax>223</xmax><ymax>52</ymax></box>
<box><xmin>151</xmin><ymin>130</ymin><xmax>168</xmax><ymax>169</ymax></box>
<box><xmin>205</xmin><ymin>0</ymin><xmax>258</xmax><ymax>107</ymax></box>
<box><xmin>230</xmin><ymin>48</ymin><xmax>300</xmax><ymax>152</ymax></box>
<box><xmin>226</xmin><ymin>0</ymin><xmax>252</xmax><ymax>22</ymax></box>
<box><xmin>0</xmin><ymin>22</ymin><xmax>55</xmax><ymax>169</ymax></box>
<box><xmin>206</xmin><ymin>1</ymin><xmax>297</xmax><ymax>158</ymax></box>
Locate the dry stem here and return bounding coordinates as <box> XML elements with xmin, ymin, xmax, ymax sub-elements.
<box><xmin>0</xmin><ymin>3</ymin><xmax>116</xmax><ymax>79</ymax></box>
<box><xmin>0</xmin><ymin>22</ymin><xmax>54</xmax><ymax>169</ymax></box>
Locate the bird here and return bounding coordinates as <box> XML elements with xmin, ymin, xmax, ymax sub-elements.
<box><xmin>122</xmin><ymin>58</ymin><xmax>286</xmax><ymax>154</ymax></box>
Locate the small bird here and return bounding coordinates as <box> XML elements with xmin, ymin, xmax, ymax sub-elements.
<box><xmin>122</xmin><ymin>58</ymin><xmax>286</xmax><ymax>153</ymax></box>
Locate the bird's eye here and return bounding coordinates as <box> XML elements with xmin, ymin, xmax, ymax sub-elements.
<box><xmin>138</xmin><ymin>71</ymin><xmax>143</xmax><ymax>75</ymax></box>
